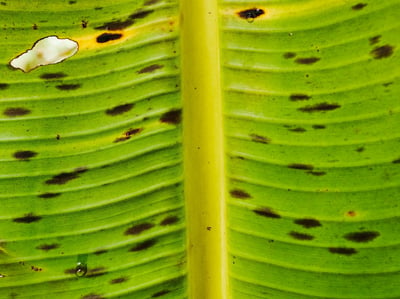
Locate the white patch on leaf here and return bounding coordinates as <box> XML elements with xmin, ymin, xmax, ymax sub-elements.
<box><xmin>10</xmin><ymin>36</ymin><xmax>78</xmax><ymax>72</ymax></box>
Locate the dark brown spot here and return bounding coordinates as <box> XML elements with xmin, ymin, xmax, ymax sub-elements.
<box><xmin>356</xmin><ymin>146</ymin><xmax>365</xmax><ymax>153</ymax></box>
<box><xmin>32</xmin><ymin>24</ymin><xmax>38</xmax><ymax>30</ymax></box>
<box><xmin>289</xmin><ymin>231</ymin><xmax>314</xmax><ymax>241</ymax></box>
<box><xmin>329</xmin><ymin>247</ymin><xmax>357</xmax><ymax>255</ymax></box>
<box><xmin>125</xmin><ymin>223</ymin><xmax>154</xmax><ymax>235</ymax></box>
<box><xmin>237</xmin><ymin>8</ymin><xmax>265</xmax><ymax>20</ymax></box>
<box><xmin>382</xmin><ymin>82</ymin><xmax>393</xmax><ymax>87</ymax></box>
<box><xmin>110</xmin><ymin>277</ymin><xmax>128</xmax><ymax>284</ymax></box>
<box><xmin>307</xmin><ymin>171</ymin><xmax>326</xmax><ymax>176</ymax></box>
<box><xmin>125</xmin><ymin>128</ymin><xmax>143</xmax><ymax>137</ymax></box>
<box><xmin>87</xmin><ymin>267</ymin><xmax>107</xmax><ymax>277</ymax></box>
<box><xmin>113</xmin><ymin>136</ymin><xmax>130</xmax><ymax>143</ymax></box>
<box><xmin>95</xmin><ymin>19</ymin><xmax>134</xmax><ymax>31</ymax></box>
<box><xmin>129</xmin><ymin>239</ymin><xmax>157</xmax><ymax>251</ymax></box>
<box><xmin>81</xmin><ymin>20</ymin><xmax>88</xmax><ymax>28</ymax></box>
<box><xmin>96</xmin><ymin>33</ymin><xmax>123</xmax><ymax>43</ymax></box>
<box><xmin>45</xmin><ymin>167</ymin><xmax>87</xmax><ymax>185</ymax></box>
<box><xmin>4</xmin><ymin>107</ymin><xmax>31</xmax><ymax>117</ymax></box>
<box><xmin>312</xmin><ymin>125</ymin><xmax>326</xmax><ymax>129</ymax></box>
<box><xmin>40</xmin><ymin>73</ymin><xmax>67</xmax><ymax>80</ymax></box>
<box><xmin>298</xmin><ymin>102</ymin><xmax>341</xmax><ymax>113</ymax></box>
<box><xmin>0</xmin><ymin>2</ymin><xmax>6</xmax><ymax>6</ymax></box>
<box><xmin>369</xmin><ymin>35</ymin><xmax>381</xmax><ymax>45</ymax></box>
<box><xmin>38</xmin><ymin>192</ymin><xmax>61</xmax><ymax>199</ymax></box>
<box><xmin>160</xmin><ymin>216</ymin><xmax>179</xmax><ymax>226</ymax></box>
<box><xmin>144</xmin><ymin>0</ymin><xmax>159</xmax><ymax>5</ymax></box>
<box><xmin>283</xmin><ymin>52</ymin><xmax>296</xmax><ymax>59</ymax></box>
<box><xmin>352</xmin><ymin>3</ymin><xmax>367</xmax><ymax>10</ymax></box>
<box><xmin>36</xmin><ymin>243</ymin><xmax>60</xmax><ymax>251</ymax></box>
<box><xmin>0</xmin><ymin>83</ymin><xmax>9</xmax><ymax>89</ymax></box>
<box><xmin>56</xmin><ymin>84</ymin><xmax>81</xmax><ymax>90</ymax></box>
<box><xmin>64</xmin><ymin>268</ymin><xmax>76</xmax><ymax>274</ymax></box>
<box><xmin>289</xmin><ymin>94</ymin><xmax>311</xmax><ymax>101</ymax></box>
<box><xmin>207</xmin><ymin>226</ymin><xmax>212</xmax><ymax>231</ymax></box>
<box><xmin>250</xmin><ymin>134</ymin><xmax>270</xmax><ymax>144</ymax></box>
<box><xmin>105</xmin><ymin>103</ymin><xmax>134</xmax><ymax>116</ymax></box>
<box><xmin>370</xmin><ymin>45</ymin><xmax>394</xmax><ymax>59</ymax></box>
<box><xmin>94</xmin><ymin>249</ymin><xmax>108</xmax><ymax>255</ymax></box>
<box><xmin>254</xmin><ymin>207</ymin><xmax>281</xmax><ymax>219</ymax></box>
<box><xmin>13</xmin><ymin>213</ymin><xmax>42</xmax><ymax>223</ymax></box>
<box><xmin>392</xmin><ymin>158</ymin><xmax>400</xmax><ymax>164</ymax></box>
<box><xmin>129</xmin><ymin>10</ymin><xmax>154</xmax><ymax>20</ymax></box>
<box><xmin>344</xmin><ymin>231</ymin><xmax>380</xmax><ymax>243</ymax></box>
<box><xmin>68</xmin><ymin>0</ymin><xmax>76</xmax><ymax>4</ymax></box>
<box><xmin>81</xmin><ymin>294</ymin><xmax>104</xmax><ymax>299</ymax></box>
<box><xmin>295</xmin><ymin>57</ymin><xmax>320</xmax><ymax>65</ymax></box>
<box><xmin>94</xmin><ymin>7</ymin><xmax>103</xmax><ymax>10</ymax></box>
<box><xmin>294</xmin><ymin>218</ymin><xmax>321</xmax><ymax>228</ymax></box>
<box><xmin>152</xmin><ymin>290</ymin><xmax>171</xmax><ymax>297</ymax></box>
<box><xmin>56</xmin><ymin>134</ymin><xmax>61</xmax><ymax>140</ymax></box>
<box><xmin>346</xmin><ymin>211</ymin><xmax>357</xmax><ymax>217</ymax></box>
<box><xmin>13</xmin><ymin>150</ymin><xmax>37</xmax><ymax>160</ymax></box>
<box><xmin>288</xmin><ymin>163</ymin><xmax>314</xmax><ymax>170</ymax></box>
<box><xmin>289</xmin><ymin>127</ymin><xmax>306</xmax><ymax>133</ymax></box>
<box><xmin>230</xmin><ymin>189</ymin><xmax>251</xmax><ymax>199</ymax></box>
<box><xmin>138</xmin><ymin>64</ymin><xmax>163</xmax><ymax>74</ymax></box>
<box><xmin>160</xmin><ymin>109</ymin><xmax>182</xmax><ymax>125</ymax></box>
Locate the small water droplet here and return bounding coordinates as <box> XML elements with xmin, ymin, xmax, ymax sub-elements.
<box><xmin>75</xmin><ymin>262</ymin><xmax>87</xmax><ymax>277</ymax></box>
<box><xmin>246</xmin><ymin>17</ymin><xmax>254</xmax><ymax>23</ymax></box>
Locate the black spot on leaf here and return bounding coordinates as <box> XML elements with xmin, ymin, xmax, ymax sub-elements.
<box><xmin>356</xmin><ymin>146</ymin><xmax>365</xmax><ymax>153</ymax></box>
<box><xmin>138</xmin><ymin>64</ymin><xmax>163</xmax><ymax>74</ymax></box>
<box><xmin>152</xmin><ymin>290</ymin><xmax>171</xmax><ymax>297</ymax></box>
<box><xmin>329</xmin><ymin>247</ymin><xmax>357</xmax><ymax>255</ymax></box>
<box><xmin>370</xmin><ymin>45</ymin><xmax>394</xmax><ymax>59</ymax></box>
<box><xmin>307</xmin><ymin>171</ymin><xmax>326</xmax><ymax>176</ymax></box>
<box><xmin>312</xmin><ymin>125</ymin><xmax>326</xmax><ymax>129</ymax></box>
<box><xmin>40</xmin><ymin>73</ymin><xmax>67</xmax><ymax>80</ymax></box>
<box><xmin>129</xmin><ymin>10</ymin><xmax>154</xmax><ymax>20</ymax></box>
<box><xmin>369</xmin><ymin>35</ymin><xmax>381</xmax><ymax>45</ymax></box>
<box><xmin>105</xmin><ymin>103</ymin><xmax>134</xmax><ymax>116</ymax></box>
<box><xmin>68</xmin><ymin>0</ymin><xmax>76</xmax><ymax>4</ymax></box>
<box><xmin>13</xmin><ymin>213</ymin><xmax>42</xmax><ymax>223</ymax></box>
<box><xmin>4</xmin><ymin>107</ymin><xmax>31</xmax><ymax>117</ymax></box>
<box><xmin>295</xmin><ymin>57</ymin><xmax>320</xmax><ymax>65</ymax></box>
<box><xmin>294</xmin><ymin>218</ymin><xmax>321</xmax><ymax>228</ymax></box>
<box><xmin>113</xmin><ymin>136</ymin><xmax>130</xmax><ymax>143</ymax></box>
<box><xmin>352</xmin><ymin>3</ymin><xmax>367</xmax><ymax>10</ymax></box>
<box><xmin>250</xmin><ymin>134</ymin><xmax>270</xmax><ymax>144</ymax></box>
<box><xmin>38</xmin><ymin>192</ymin><xmax>61</xmax><ymax>199</ymax></box>
<box><xmin>289</xmin><ymin>231</ymin><xmax>314</xmax><ymax>240</ymax></box>
<box><xmin>288</xmin><ymin>127</ymin><xmax>306</xmax><ymax>133</ymax></box>
<box><xmin>87</xmin><ymin>267</ymin><xmax>107</xmax><ymax>277</ymax></box>
<box><xmin>290</xmin><ymin>94</ymin><xmax>311</xmax><ymax>101</ymax></box>
<box><xmin>13</xmin><ymin>150</ymin><xmax>37</xmax><ymax>160</ymax></box>
<box><xmin>283</xmin><ymin>52</ymin><xmax>296</xmax><ymax>59</ymax></box>
<box><xmin>237</xmin><ymin>8</ymin><xmax>265</xmax><ymax>20</ymax></box>
<box><xmin>110</xmin><ymin>277</ymin><xmax>128</xmax><ymax>284</ymax></box>
<box><xmin>160</xmin><ymin>216</ymin><xmax>179</xmax><ymax>226</ymax></box>
<box><xmin>81</xmin><ymin>20</ymin><xmax>88</xmax><ymax>28</ymax></box>
<box><xmin>81</xmin><ymin>294</ymin><xmax>104</xmax><ymax>299</ymax></box>
<box><xmin>0</xmin><ymin>83</ymin><xmax>9</xmax><ymax>89</ymax></box>
<box><xmin>392</xmin><ymin>158</ymin><xmax>400</xmax><ymax>164</ymax></box>
<box><xmin>56</xmin><ymin>84</ymin><xmax>81</xmax><ymax>90</ymax></box>
<box><xmin>230</xmin><ymin>189</ymin><xmax>251</xmax><ymax>199</ymax></box>
<box><xmin>125</xmin><ymin>223</ymin><xmax>154</xmax><ymax>235</ymax></box>
<box><xmin>254</xmin><ymin>207</ymin><xmax>281</xmax><ymax>219</ymax></box>
<box><xmin>45</xmin><ymin>167</ymin><xmax>87</xmax><ymax>185</ymax></box>
<box><xmin>95</xmin><ymin>19</ymin><xmax>134</xmax><ymax>31</ymax></box>
<box><xmin>125</xmin><ymin>128</ymin><xmax>143</xmax><ymax>136</ymax></box>
<box><xmin>36</xmin><ymin>243</ymin><xmax>60</xmax><ymax>251</ymax></box>
<box><xmin>298</xmin><ymin>102</ymin><xmax>341</xmax><ymax>113</ymax></box>
<box><xmin>160</xmin><ymin>109</ymin><xmax>182</xmax><ymax>124</ymax></box>
<box><xmin>96</xmin><ymin>33</ymin><xmax>123</xmax><ymax>43</ymax></box>
<box><xmin>344</xmin><ymin>231</ymin><xmax>380</xmax><ymax>243</ymax></box>
<box><xmin>129</xmin><ymin>239</ymin><xmax>157</xmax><ymax>251</ymax></box>
<box><xmin>288</xmin><ymin>163</ymin><xmax>314</xmax><ymax>170</ymax></box>
<box><xmin>94</xmin><ymin>249</ymin><xmax>108</xmax><ymax>255</ymax></box>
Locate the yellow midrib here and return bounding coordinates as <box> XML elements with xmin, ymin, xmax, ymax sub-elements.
<box><xmin>181</xmin><ymin>0</ymin><xmax>227</xmax><ymax>298</ymax></box>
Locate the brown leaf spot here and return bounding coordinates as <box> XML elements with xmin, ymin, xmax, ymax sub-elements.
<box><xmin>392</xmin><ymin>158</ymin><xmax>400</xmax><ymax>164</ymax></box>
<box><xmin>289</xmin><ymin>231</ymin><xmax>314</xmax><ymax>241</ymax></box>
<box><xmin>56</xmin><ymin>84</ymin><xmax>81</xmax><ymax>90</ymax></box>
<box><xmin>96</xmin><ymin>33</ymin><xmax>123</xmax><ymax>43</ymax></box>
<box><xmin>283</xmin><ymin>52</ymin><xmax>296</xmax><ymax>59</ymax></box>
<box><xmin>250</xmin><ymin>134</ymin><xmax>270</xmax><ymax>144</ymax></box>
<box><xmin>152</xmin><ymin>290</ymin><xmax>171</xmax><ymax>297</ymax></box>
<box><xmin>237</xmin><ymin>8</ymin><xmax>265</xmax><ymax>20</ymax></box>
<box><xmin>81</xmin><ymin>294</ymin><xmax>105</xmax><ymax>299</ymax></box>
<box><xmin>110</xmin><ymin>277</ymin><xmax>128</xmax><ymax>284</ymax></box>
<box><xmin>45</xmin><ymin>167</ymin><xmax>87</xmax><ymax>185</ymax></box>
<box><xmin>160</xmin><ymin>109</ymin><xmax>182</xmax><ymax>124</ymax></box>
<box><xmin>288</xmin><ymin>127</ymin><xmax>306</xmax><ymax>133</ymax></box>
<box><xmin>40</xmin><ymin>73</ymin><xmax>67</xmax><ymax>80</ymax></box>
<box><xmin>312</xmin><ymin>125</ymin><xmax>326</xmax><ymax>129</ymax></box>
<box><xmin>87</xmin><ymin>267</ymin><xmax>107</xmax><ymax>277</ymax></box>
<box><xmin>230</xmin><ymin>189</ymin><xmax>251</xmax><ymax>199</ymax></box>
<box><xmin>160</xmin><ymin>216</ymin><xmax>179</xmax><ymax>226</ymax></box>
<box><xmin>352</xmin><ymin>3</ymin><xmax>367</xmax><ymax>10</ymax></box>
<box><xmin>138</xmin><ymin>64</ymin><xmax>163</xmax><ymax>74</ymax></box>
<box><xmin>129</xmin><ymin>10</ymin><xmax>154</xmax><ymax>20</ymax></box>
<box><xmin>38</xmin><ymin>192</ymin><xmax>61</xmax><ymax>199</ymax></box>
<box><xmin>129</xmin><ymin>239</ymin><xmax>157</xmax><ymax>251</ymax></box>
<box><xmin>254</xmin><ymin>207</ymin><xmax>281</xmax><ymax>219</ymax></box>
<box><xmin>369</xmin><ymin>35</ymin><xmax>381</xmax><ymax>45</ymax></box>
<box><xmin>356</xmin><ymin>146</ymin><xmax>365</xmax><ymax>153</ymax></box>
<box><xmin>294</xmin><ymin>218</ymin><xmax>321</xmax><ymax>228</ymax></box>
<box><xmin>295</xmin><ymin>57</ymin><xmax>320</xmax><ymax>65</ymax></box>
<box><xmin>370</xmin><ymin>45</ymin><xmax>394</xmax><ymax>59</ymax></box>
<box><xmin>13</xmin><ymin>213</ymin><xmax>42</xmax><ymax>223</ymax></box>
<box><xmin>307</xmin><ymin>171</ymin><xmax>326</xmax><ymax>176</ymax></box>
<box><xmin>125</xmin><ymin>223</ymin><xmax>154</xmax><ymax>235</ymax></box>
<box><xmin>144</xmin><ymin>0</ymin><xmax>160</xmax><ymax>5</ymax></box>
<box><xmin>94</xmin><ymin>249</ymin><xmax>108</xmax><ymax>255</ymax></box>
<box><xmin>288</xmin><ymin>163</ymin><xmax>314</xmax><ymax>170</ymax></box>
<box><xmin>329</xmin><ymin>247</ymin><xmax>357</xmax><ymax>255</ymax></box>
<box><xmin>36</xmin><ymin>243</ymin><xmax>60</xmax><ymax>251</ymax></box>
<box><xmin>344</xmin><ymin>231</ymin><xmax>380</xmax><ymax>243</ymax></box>
<box><xmin>0</xmin><ymin>83</ymin><xmax>9</xmax><ymax>89</ymax></box>
<box><xmin>125</xmin><ymin>128</ymin><xmax>143</xmax><ymax>137</ymax></box>
<box><xmin>95</xmin><ymin>19</ymin><xmax>134</xmax><ymax>31</ymax></box>
<box><xmin>105</xmin><ymin>103</ymin><xmax>134</xmax><ymax>116</ymax></box>
<box><xmin>13</xmin><ymin>150</ymin><xmax>37</xmax><ymax>160</ymax></box>
<box><xmin>4</xmin><ymin>107</ymin><xmax>31</xmax><ymax>117</ymax></box>
<box><xmin>289</xmin><ymin>94</ymin><xmax>311</xmax><ymax>101</ymax></box>
<box><xmin>298</xmin><ymin>102</ymin><xmax>341</xmax><ymax>113</ymax></box>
